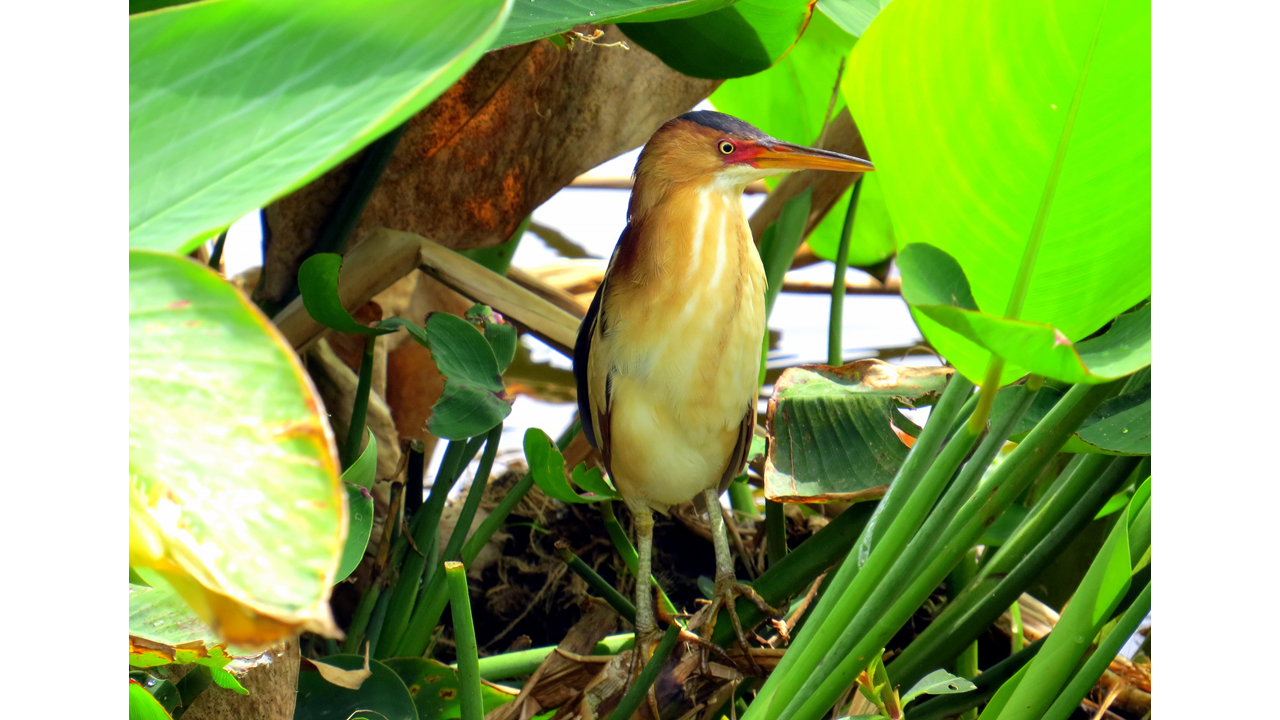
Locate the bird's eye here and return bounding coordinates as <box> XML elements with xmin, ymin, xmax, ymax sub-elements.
<box><xmin>719</xmin><ymin>141</ymin><xmax>735</xmax><ymax>155</ymax></box>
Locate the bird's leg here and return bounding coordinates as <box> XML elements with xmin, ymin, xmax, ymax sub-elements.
<box><xmin>701</xmin><ymin>487</ymin><xmax>780</xmax><ymax>673</ymax></box>
<box><xmin>627</xmin><ymin>500</ymin><xmax>662</xmax><ymax>687</ymax></box>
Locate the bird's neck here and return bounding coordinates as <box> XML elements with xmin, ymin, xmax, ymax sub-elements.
<box><xmin>612</xmin><ymin>179</ymin><xmax>754</xmax><ymax>287</ymax></box>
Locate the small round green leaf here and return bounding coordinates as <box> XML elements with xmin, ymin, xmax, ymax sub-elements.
<box><xmin>298</xmin><ymin>254</ymin><xmax>396</xmax><ymax>336</ymax></box>
<box><xmin>523</xmin><ymin>429</ymin><xmax>619</xmax><ymax>503</ymax></box>
<box><xmin>413</xmin><ymin>313</ymin><xmax>512</xmax><ymax>440</ymax></box>
<box><xmin>296</xmin><ymin>654</ymin><xmax>418</xmax><ymax>720</ymax></box>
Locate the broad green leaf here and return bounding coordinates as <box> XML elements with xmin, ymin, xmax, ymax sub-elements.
<box><xmin>209</xmin><ymin>666</ymin><xmax>249</xmax><ymax>695</ymax></box>
<box><xmin>129</xmin><ymin>681</ymin><xmax>173</xmax><ymax>720</ymax></box>
<box><xmin>988</xmin><ymin>479</ymin><xmax>1150</xmax><ymax>720</ymax></box>
<box><xmin>708</xmin><ymin>11</ymin><xmax>896</xmax><ymax>268</ymax></box>
<box><xmin>334</xmin><ymin>434</ymin><xmax>378</xmax><ymax>584</ymax></box>
<box><xmin>524</xmin><ymin>428</ymin><xmax>620</xmax><ymax>503</ymax></box>
<box><xmin>130</xmin><ymin>0</ymin><xmax>511</xmax><ymax>252</ymax></box>
<box><xmin>494</xmin><ymin>0</ymin><xmax>733</xmax><ymax>48</ymax></box>
<box><xmin>408</xmin><ymin>313</ymin><xmax>512</xmax><ymax>440</ymax></box>
<box><xmin>993</xmin><ymin>367</ymin><xmax>1151</xmax><ymax>455</ymax></box>
<box><xmin>818</xmin><ymin>0</ymin><xmax>891</xmax><ymax>38</ymax></box>
<box><xmin>846</xmin><ymin>0</ymin><xmax>1150</xmax><ymax>386</ymax></box>
<box><xmin>620</xmin><ymin>0</ymin><xmax>815</xmax><ymax>79</ymax></box>
<box><xmin>298</xmin><ymin>254</ymin><xmax>397</xmax><ymax>337</ymax></box>
<box><xmin>901</xmin><ymin>668</ymin><xmax>977</xmax><ymax>705</ymax></box>
<box><xmin>129</xmin><ymin>581</ymin><xmax>246</xmax><ymax>669</ymax></box>
<box><xmin>465</xmin><ymin>304</ymin><xmax>518</xmax><ymax>373</ymax></box>
<box><xmin>384</xmin><ymin>657</ymin><xmax>517</xmax><ymax>719</ymax></box>
<box><xmin>296</xmin><ymin>654</ymin><xmax>418</xmax><ymax>720</ymax></box>
<box><xmin>899</xmin><ymin>244</ymin><xmax>1151</xmax><ymax>384</ymax></box>
<box><xmin>808</xmin><ymin>172</ymin><xmax>897</xmax><ymax>269</ymax></box>
<box><xmin>764</xmin><ymin>359</ymin><xmax>952</xmax><ymax>501</ymax></box>
<box><xmin>130</xmin><ymin>250</ymin><xmax>343</xmax><ymax>649</ymax></box>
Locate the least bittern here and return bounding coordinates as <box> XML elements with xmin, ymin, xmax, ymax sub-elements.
<box><xmin>573</xmin><ymin>111</ymin><xmax>874</xmax><ymax>666</ymax></box>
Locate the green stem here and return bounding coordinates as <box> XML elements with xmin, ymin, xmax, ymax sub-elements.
<box><xmin>474</xmin><ymin>634</ymin><xmax>634</xmax><ymax>681</ymax></box>
<box><xmin>1042</xmin><ymin>582</ymin><xmax>1151</xmax><ymax>720</ymax></box>
<box><xmin>947</xmin><ymin>547</ymin><xmax>980</xmax><ymax>678</ymax></box>
<box><xmin>710</xmin><ymin>499</ymin><xmax>876</xmax><ymax>647</ymax></box>
<box><xmin>782</xmin><ymin>381</ymin><xmax>1118</xmax><ymax>720</ymax></box>
<box><xmin>766</xmin><ymin>499</ymin><xmax>788</xmax><ymax>566</ymax></box>
<box><xmin>888</xmin><ymin>455</ymin><xmax>1138</xmax><ymax>688</ymax></box>
<box><xmin>728</xmin><ymin>476</ymin><xmax>761</xmax><ymax>520</ymax></box>
<box><xmin>607</xmin><ymin>623</ymin><xmax>681</xmax><ymax>720</ymax></box>
<box><xmin>445</xmin><ymin>561</ymin><xmax>484</xmax><ymax>720</ymax></box>
<box><xmin>341</xmin><ymin>333</ymin><xmax>377</xmax><ymax>469</ymax></box>
<box><xmin>364</xmin><ymin>584</ymin><xmax>393</xmax><ymax>658</ymax></box>
<box><xmin>967</xmin><ymin>356</ymin><xmax>1006</xmax><ymax>435</ymax></box>
<box><xmin>827</xmin><ymin>177</ymin><xmax>863</xmax><ymax>367</ymax></box>
<box><xmin>1009</xmin><ymin>599</ymin><xmax>1024</xmax><ymax>654</ymax></box>
<box><xmin>556</xmin><ymin>542</ymin><xmax>637</xmax><ymax>624</ymax></box>
<box><xmin>342</xmin><ymin>583</ymin><xmax>382</xmax><ymax>654</ymax></box>
<box><xmin>208</xmin><ymin>231</ymin><xmax>227</xmax><ymax>270</ymax></box>
<box><xmin>377</xmin><ymin>437</ymin><xmax>483</xmax><ymax>658</ymax></box>
<box><xmin>398</xmin><ymin>425</ymin><xmax>504</xmax><ymax>658</ymax></box>
<box><xmin>745</xmin><ymin>375</ymin><xmax>975</xmax><ymax>717</ymax></box>
<box><xmin>462</xmin><ymin>472</ymin><xmax>534</xmax><ymax>565</ymax></box>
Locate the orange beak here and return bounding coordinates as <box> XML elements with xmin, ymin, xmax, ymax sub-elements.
<box><xmin>751</xmin><ymin>141</ymin><xmax>875</xmax><ymax>173</ymax></box>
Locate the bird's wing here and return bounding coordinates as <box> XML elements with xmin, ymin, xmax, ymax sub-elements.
<box><xmin>718</xmin><ymin>401</ymin><xmax>757</xmax><ymax>495</ymax></box>
<box><xmin>573</xmin><ymin>278</ymin><xmax>605</xmax><ymax>449</ymax></box>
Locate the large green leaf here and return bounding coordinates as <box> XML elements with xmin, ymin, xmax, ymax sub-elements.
<box><xmin>993</xmin><ymin>370</ymin><xmax>1151</xmax><ymax>455</ymax></box>
<box><xmin>494</xmin><ymin>0</ymin><xmax>733</xmax><ymax>48</ymax></box>
<box><xmin>384</xmin><ymin>657</ymin><xmax>517</xmax><ymax>719</ymax></box>
<box><xmin>128</xmin><ymin>580</ymin><xmax>242</xmax><ymax>669</ymax></box>
<box><xmin>296</xmin><ymin>654</ymin><xmax>418</xmax><ymax>720</ymax></box>
<box><xmin>129</xmin><ymin>250</ymin><xmax>343</xmax><ymax>649</ymax></box>
<box><xmin>817</xmin><ymin>0</ymin><xmax>891</xmax><ymax>38</ymax></box>
<box><xmin>130</xmin><ymin>0</ymin><xmax>511</xmax><ymax>252</ymax></box>
<box><xmin>620</xmin><ymin>0</ymin><xmax>815</xmax><ymax>79</ymax></box>
<box><xmin>898</xmin><ymin>244</ymin><xmax>1151</xmax><ymax>384</ymax></box>
<box><xmin>708</xmin><ymin>10</ymin><xmax>895</xmax><ymax>268</ymax></box>
<box><xmin>129</xmin><ymin>681</ymin><xmax>173</xmax><ymax>720</ymax></box>
<box><xmin>845</xmin><ymin>0</ymin><xmax>1150</xmax><ymax>385</ymax></box>
<box><xmin>764</xmin><ymin>359</ymin><xmax>952</xmax><ymax>501</ymax></box>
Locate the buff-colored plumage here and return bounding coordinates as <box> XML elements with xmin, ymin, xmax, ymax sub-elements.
<box><xmin>573</xmin><ymin>110</ymin><xmax>873</xmax><ymax>667</ymax></box>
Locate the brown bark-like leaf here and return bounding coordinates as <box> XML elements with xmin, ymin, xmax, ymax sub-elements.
<box><xmin>255</xmin><ymin>26</ymin><xmax>718</xmax><ymax>312</ymax></box>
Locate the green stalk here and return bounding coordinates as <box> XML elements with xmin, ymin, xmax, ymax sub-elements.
<box><xmin>827</xmin><ymin>178</ymin><xmax>864</xmax><ymax>367</ymax></box>
<box><xmin>888</xmin><ymin>455</ymin><xmax>1139</xmax><ymax>687</ymax></box>
<box><xmin>908</xmin><ymin>638</ymin><xmax>1046</xmax><ymax>720</ymax></box>
<box><xmin>342</xmin><ymin>583</ymin><xmax>382</xmax><ymax>654</ymax></box>
<box><xmin>556</xmin><ymin>542</ymin><xmax>637</xmax><ymax>624</ymax></box>
<box><xmin>474</xmin><ymin>634</ymin><xmax>634</xmax><ymax>681</ymax></box>
<box><xmin>729</xmin><ymin>476</ymin><xmax>761</xmax><ymax>520</ymax></box>
<box><xmin>208</xmin><ymin>230</ymin><xmax>227</xmax><ymax>270</ymax></box>
<box><xmin>607</xmin><ymin>623</ymin><xmax>681</xmax><ymax>720</ymax></box>
<box><xmin>341</xmin><ymin>333</ymin><xmax>377</xmax><ymax>469</ymax></box>
<box><xmin>600</xmin><ymin>501</ymin><xmax>677</xmax><ymax>619</ymax></box>
<box><xmin>445</xmin><ymin>561</ymin><xmax>484</xmax><ymax>720</ymax></box>
<box><xmin>781</xmin><ymin>381</ymin><xmax>1119</xmax><ymax>720</ymax></box>
<box><xmin>1009</xmin><ymin>599</ymin><xmax>1024</xmax><ymax>654</ymax></box>
<box><xmin>947</xmin><ymin>547</ymin><xmax>980</xmax><ymax>676</ymax></box>
<box><xmin>398</xmin><ymin>425</ymin><xmax>504</xmax><ymax>658</ymax></box>
<box><xmin>765</xmin><ymin>499</ymin><xmax>788</xmax><ymax>565</ymax></box>
<box><xmin>710</xmin><ymin>499</ymin><xmax>876</xmax><ymax>647</ymax></box>
<box><xmin>744</xmin><ymin>375</ymin><xmax>975</xmax><ymax>715</ymax></box>
<box><xmin>1043</xmin><ymin>581</ymin><xmax>1151</xmax><ymax>720</ymax></box>
<box><xmin>364</xmin><ymin>583</ymin><xmax>393</xmax><ymax>658</ymax></box>
<box><xmin>462</xmin><ymin>472</ymin><xmax>534</xmax><ymax>565</ymax></box>
<box><xmin>377</xmin><ymin>437</ymin><xmax>483</xmax><ymax>658</ymax></box>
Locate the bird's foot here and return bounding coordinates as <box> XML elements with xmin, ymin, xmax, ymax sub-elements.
<box><xmin>625</xmin><ymin>625</ymin><xmax>663</xmax><ymax>716</ymax></box>
<box><xmin>698</xmin><ymin>574</ymin><xmax>782</xmax><ymax>675</ymax></box>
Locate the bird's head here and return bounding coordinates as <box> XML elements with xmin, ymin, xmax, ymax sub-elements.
<box><xmin>632</xmin><ymin>111</ymin><xmax>874</xmax><ymax>202</ymax></box>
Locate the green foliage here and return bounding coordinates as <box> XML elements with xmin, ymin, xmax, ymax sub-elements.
<box><xmin>130</xmin><ymin>0</ymin><xmax>512</xmax><ymax>252</ymax></box>
<box><xmin>902</xmin><ymin>669</ymin><xmax>978</xmax><ymax>705</ymax></box>
<box><xmin>817</xmin><ymin>0</ymin><xmax>891</xmax><ymax>37</ymax></box>
<box><xmin>846</xmin><ymin>0</ymin><xmax>1150</xmax><ymax>385</ymax></box>
<box><xmin>334</xmin><ymin>435</ymin><xmax>378</xmax><ymax>584</ymax></box>
<box><xmin>523</xmin><ymin>428</ymin><xmax>620</xmax><ymax>502</ymax></box>
<box><xmin>129</xmin><ymin>251</ymin><xmax>343</xmax><ymax>645</ymax></box>
<box><xmin>128</xmin><ymin>580</ymin><xmax>238</xmax><ymax>669</ymax></box>
<box><xmin>298</xmin><ymin>255</ymin><xmax>399</xmax><ymax>336</ymax></box>
<box><xmin>295</xmin><ymin>654</ymin><xmax>419</xmax><ymax>720</ymax></box>
<box><xmin>765</xmin><ymin>361</ymin><xmax>950</xmax><ymax>501</ymax></box>
<box><xmin>621</xmin><ymin>0</ymin><xmax>815</xmax><ymax>79</ymax></box>
<box><xmin>416</xmin><ymin>313</ymin><xmax>513</xmax><ymax>439</ymax></box>
<box><xmin>996</xmin><ymin>366</ymin><xmax>1151</xmax><ymax>454</ymax></box>
<box><xmin>383</xmin><ymin>658</ymin><xmax>517</xmax><ymax>719</ymax></box>
<box><xmin>496</xmin><ymin>0</ymin><xmax>733</xmax><ymax>48</ymax></box>
<box><xmin>129</xmin><ymin>680</ymin><xmax>174</xmax><ymax>720</ymax></box>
